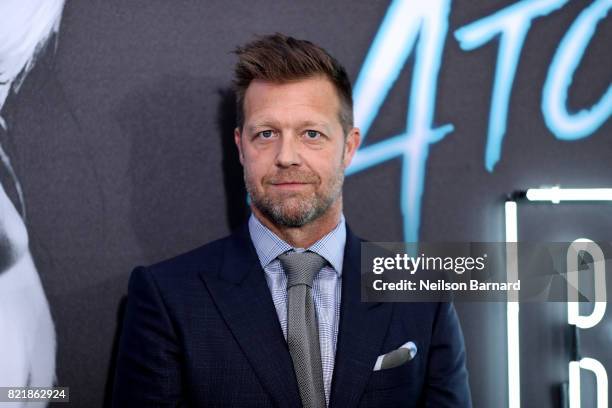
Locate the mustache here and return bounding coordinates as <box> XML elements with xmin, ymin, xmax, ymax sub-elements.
<box><xmin>264</xmin><ymin>170</ymin><xmax>320</xmax><ymax>184</ymax></box>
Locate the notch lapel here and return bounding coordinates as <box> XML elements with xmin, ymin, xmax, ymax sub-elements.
<box><xmin>329</xmin><ymin>227</ymin><xmax>394</xmax><ymax>408</ymax></box>
<box><xmin>199</xmin><ymin>225</ymin><xmax>301</xmax><ymax>408</ymax></box>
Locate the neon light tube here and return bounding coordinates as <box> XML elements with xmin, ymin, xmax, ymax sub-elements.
<box><xmin>505</xmin><ymin>200</ymin><xmax>520</xmax><ymax>408</ymax></box>
<box><xmin>526</xmin><ymin>187</ymin><xmax>612</xmax><ymax>203</ymax></box>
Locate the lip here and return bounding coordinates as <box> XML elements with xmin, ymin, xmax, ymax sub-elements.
<box><xmin>269</xmin><ymin>182</ymin><xmax>311</xmax><ymax>190</ymax></box>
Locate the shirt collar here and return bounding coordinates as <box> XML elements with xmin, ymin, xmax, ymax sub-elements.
<box><xmin>248</xmin><ymin>213</ymin><xmax>346</xmax><ymax>276</ymax></box>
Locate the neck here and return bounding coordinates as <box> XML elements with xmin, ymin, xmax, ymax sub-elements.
<box><xmin>252</xmin><ymin>198</ymin><xmax>343</xmax><ymax>248</ymax></box>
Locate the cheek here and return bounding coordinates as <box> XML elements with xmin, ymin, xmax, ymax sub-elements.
<box><xmin>243</xmin><ymin>155</ymin><xmax>271</xmax><ymax>184</ymax></box>
<box><xmin>316</xmin><ymin>147</ymin><xmax>344</xmax><ymax>171</ymax></box>
<box><xmin>244</xmin><ymin>142</ymin><xmax>274</xmax><ymax>162</ymax></box>
<box><xmin>311</xmin><ymin>159</ymin><xmax>342</xmax><ymax>186</ymax></box>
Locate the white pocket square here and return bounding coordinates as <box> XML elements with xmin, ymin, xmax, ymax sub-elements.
<box><xmin>373</xmin><ymin>341</ymin><xmax>417</xmax><ymax>371</ymax></box>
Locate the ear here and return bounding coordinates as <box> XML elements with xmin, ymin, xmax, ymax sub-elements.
<box><xmin>234</xmin><ymin>127</ymin><xmax>244</xmax><ymax>165</ymax></box>
<box><xmin>342</xmin><ymin>127</ymin><xmax>361</xmax><ymax>168</ymax></box>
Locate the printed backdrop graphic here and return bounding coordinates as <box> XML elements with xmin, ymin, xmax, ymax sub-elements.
<box><xmin>0</xmin><ymin>1</ymin><xmax>610</xmax><ymax>407</ymax></box>
<box><xmin>0</xmin><ymin>0</ymin><xmax>64</xmax><ymax>403</ymax></box>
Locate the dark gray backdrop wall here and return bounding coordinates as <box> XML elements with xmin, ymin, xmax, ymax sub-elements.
<box><xmin>3</xmin><ymin>0</ymin><xmax>610</xmax><ymax>407</ymax></box>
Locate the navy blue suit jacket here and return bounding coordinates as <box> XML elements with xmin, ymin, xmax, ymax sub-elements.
<box><xmin>112</xmin><ymin>223</ymin><xmax>471</xmax><ymax>407</ymax></box>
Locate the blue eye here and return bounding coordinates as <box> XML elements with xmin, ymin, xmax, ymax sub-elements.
<box><xmin>306</xmin><ymin>130</ymin><xmax>320</xmax><ymax>139</ymax></box>
<box><xmin>259</xmin><ymin>130</ymin><xmax>274</xmax><ymax>139</ymax></box>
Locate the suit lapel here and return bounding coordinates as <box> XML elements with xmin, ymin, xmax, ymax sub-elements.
<box><xmin>329</xmin><ymin>227</ymin><xmax>394</xmax><ymax>408</ymax></box>
<box><xmin>199</xmin><ymin>224</ymin><xmax>301</xmax><ymax>408</ymax></box>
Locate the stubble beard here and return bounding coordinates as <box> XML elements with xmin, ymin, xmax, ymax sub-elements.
<box><xmin>245</xmin><ymin>165</ymin><xmax>344</xmax><ymax>228</ymax></box>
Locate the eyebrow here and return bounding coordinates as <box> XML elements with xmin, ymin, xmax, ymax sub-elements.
<box><xmin>246</xmin><ymin>120</ymin><xmax>332</xmax><ymax>133</ymax></box>
<box><xmin>246</xmin><ymin>123</ymin><xmax>274</xmax><ymax>133</ymax></box>
<box><xmin>300</xmin><ymin>121</ymin><xmax>331</xmax><ymax>131</ymax></box>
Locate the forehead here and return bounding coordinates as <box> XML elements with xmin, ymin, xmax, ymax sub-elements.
<box><xmin>243</xmin><ymin>76</ymin><xmax>341</xmax><ymax>127</ymax></box>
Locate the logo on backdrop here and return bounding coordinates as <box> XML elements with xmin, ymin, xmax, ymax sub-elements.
<box><xmin>347</xmin><ymin>0</ymin><xmax>611</xmax><ymax>242</ymax></box>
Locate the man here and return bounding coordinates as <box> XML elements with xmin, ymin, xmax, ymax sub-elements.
<box><xmin>112</xmin><ymin>33</ymin><xmax>471</xmax><ymax>407</ymax></box>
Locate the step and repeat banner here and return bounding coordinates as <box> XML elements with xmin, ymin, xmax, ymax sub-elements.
<box><xmin>0</xmin><ymin>0</ymin><xmax>610</xmax><ymax>406</ymax></box>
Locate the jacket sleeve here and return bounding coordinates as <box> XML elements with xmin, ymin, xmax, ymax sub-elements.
<box><xmin>422</xmin><ymin>302</ymin><xmax>472</xmax><ymax>407</ymax></box>
<box><xmin>112</xmin><ymin>266</ymin><xmax>184</xmax><ymax>408</ymax></box>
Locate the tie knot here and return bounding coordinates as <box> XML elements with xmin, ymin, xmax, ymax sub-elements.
<box><xmin>278</xmin><ymin>251</ymin><xmax>327</xmax><ymax>288</ymax></box>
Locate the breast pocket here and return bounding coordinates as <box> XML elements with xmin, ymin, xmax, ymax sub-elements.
<box><xmin>364</xmin><ymin>357</ymin><xmax>416</xmax><ymax>391</ymax></box>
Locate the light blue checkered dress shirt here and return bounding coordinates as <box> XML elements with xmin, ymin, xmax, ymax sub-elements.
<box><xmin>248</xmin><ymin>214</ymin><xmax>345</xmax><ymax>407</ymax></box>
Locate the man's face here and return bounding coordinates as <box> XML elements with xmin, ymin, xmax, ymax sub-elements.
<box><xmin>234</xmin><ymin>76</ymin><xmax>360</xmax><ymax>228</ymax></box>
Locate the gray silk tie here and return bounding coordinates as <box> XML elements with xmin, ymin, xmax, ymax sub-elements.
<box><xmin>278</xmin><ymin>251</ymin><xmax>327</xmax><ymax>408</ymax></box>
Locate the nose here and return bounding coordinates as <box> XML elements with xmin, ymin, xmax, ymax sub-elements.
<box><xmin>275</xmin><ymin>134</ymin><xmax>301</xmax><ymax>168</ymax></box>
